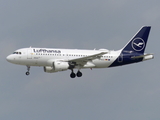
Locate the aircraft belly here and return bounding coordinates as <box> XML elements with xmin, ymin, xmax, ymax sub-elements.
<box><xmin>92</xmin><ymin>56</ymin><xmax>119</xmax><ymax>68</ymax></box>
<box><xmin>92</xmin><ymin>60</ymin><xmax>112</xmax><ymax>68</ymax></box>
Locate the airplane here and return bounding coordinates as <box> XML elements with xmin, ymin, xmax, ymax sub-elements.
<box><xmin>6</xmin><ymin>26</ymin><xmax>154</xmax><ymax>78</ymax></box>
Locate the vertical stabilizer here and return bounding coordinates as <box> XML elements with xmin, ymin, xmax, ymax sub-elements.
<box><xmin>122</xmin><ymin>26</ymin><xmax>151</xmax><ymax>54</ymax></box>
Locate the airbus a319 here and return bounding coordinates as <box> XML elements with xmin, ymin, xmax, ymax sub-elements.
<box><xmin>6</xmin><ymin>26</ymin><xmax>154</xmax><ymax>78</ymax></box>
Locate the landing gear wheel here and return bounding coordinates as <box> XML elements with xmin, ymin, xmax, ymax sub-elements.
<box><xmin>77</xmin><ymin>71</ymin><xmax>82</xmax><ymax>77</ymax></box>
<box><xmin>70</xmin><ymin>72</ymin><xmax>76</xmax><ymax>78</ymax></box>
<box><xmin>26</xmin><ymin>66</ymin><xmax>30</xmax><ymax>76</ymax></box>
<box><xmin>26</xmin><ymin>72</ymin><xmax>30</xmax><ymax>75</ymax></box>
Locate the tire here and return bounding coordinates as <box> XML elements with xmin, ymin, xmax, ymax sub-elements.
<box><xmin>70</xmin><ymin>72</ymin><xmax>76</xmax><ymax>78</ymax></box>
<box><xmin>26</xmin><ymin>72</ymin><xmax>30</xmax><ymax>75</ymax></box>
<box><xmin>77</xmin><ymin>71</ymin><xmax>82</xmax><ymax>77</ymax></box>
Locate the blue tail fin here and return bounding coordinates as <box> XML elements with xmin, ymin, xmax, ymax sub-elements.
<box><xmin>122</xmin><ymin>26</ymin><xmax>151</xmax><ymax>54</ymax></box>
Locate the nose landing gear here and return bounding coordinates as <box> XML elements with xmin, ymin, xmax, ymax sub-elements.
<box><xmin>26</xmin><ymin>66</ymin><xmax>30</xmax><ymax>75</ymax></box>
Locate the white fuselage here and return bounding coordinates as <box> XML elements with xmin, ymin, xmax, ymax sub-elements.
<box><xmin>7</xmin><ymin>48</ymin><xmax>121</xmax><ymax>69</ymax></box>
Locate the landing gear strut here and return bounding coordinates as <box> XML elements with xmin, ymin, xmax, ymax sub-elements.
<box><xmin>26</xmin><ymin>66</ymin><xmax>30</xmax><ymax>75</ymax></box>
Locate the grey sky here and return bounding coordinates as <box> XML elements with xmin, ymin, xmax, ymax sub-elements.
<box><xmin>1</xmin><ymin>0</ymin><xmax>159</xmax><ymax>120</ymax></box>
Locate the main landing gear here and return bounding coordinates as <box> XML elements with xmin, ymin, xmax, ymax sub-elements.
<box><xmin>26</xmin><ymin>66</ymin><xmax>30</xmax><ymax>75</ymax></box>
<box><xmin>70</xmin><ymin>70</ymin><xmax>82</xmax><ymax>78</ymax></box>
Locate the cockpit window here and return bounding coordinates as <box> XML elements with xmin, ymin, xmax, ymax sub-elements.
<box><xmin>13</xmin><ymin>52</ymin><xmax>22</xmax><ymax>54</ymax></box>
<box><xmin>13</xmin><ymin>52</ymin><xmax>18</xmax><ymax>54</ymax></box>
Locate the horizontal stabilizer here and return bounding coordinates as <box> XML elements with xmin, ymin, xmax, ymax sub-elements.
<box><xmin>131</xmin><ymin>54</ymin><xmax>154</xmax><ymax>60</ymax></box>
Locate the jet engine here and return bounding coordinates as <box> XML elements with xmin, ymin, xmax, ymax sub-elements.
<box><xmin>44</xmin><ymin>61</ymin><xmax>69</xmax><ymax>73</ymax></box>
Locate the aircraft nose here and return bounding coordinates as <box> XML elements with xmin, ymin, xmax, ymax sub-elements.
<box><xmin>6</xmin><ymin>55</ymin><xmax>13</xmax><ymax>63</ymax></box>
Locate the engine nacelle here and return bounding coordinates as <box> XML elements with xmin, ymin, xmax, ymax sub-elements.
<box><xmin>44</xmin><ymin>66</ymin><xmax>55</xmax><ymax>73</ymax></box>
<box><xmin>53</xmin><ymin>61</ymin><xmax>69</xmax><ymax>71</ymax></box>
<box><xmin>44</xmin><ymin>61</ymin><xmax>69</xmax><ymax>73</ymax></box>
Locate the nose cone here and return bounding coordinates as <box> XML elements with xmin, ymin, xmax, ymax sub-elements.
<box><xmin>6</xmin><ymin>55</ymin><xmax>13</xmax><ymax>63</ymax></box>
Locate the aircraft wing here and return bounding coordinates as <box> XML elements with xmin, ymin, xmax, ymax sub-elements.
<box><xmin>64</xmin><ymin>52</ymin><xmax>108</xmax><ymax>64</ymax></box>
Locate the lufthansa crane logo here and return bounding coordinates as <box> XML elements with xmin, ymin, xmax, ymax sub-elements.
<box><xmin>132</xmin><ymin>38</ymin><xmax>145</xmax><ymax>51</ymax></box>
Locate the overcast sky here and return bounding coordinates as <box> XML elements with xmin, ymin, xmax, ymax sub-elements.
<box><xmin>0</xmin><ymin>0</ymin><xmax>160</xmax><ymax>120</ymax></box>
